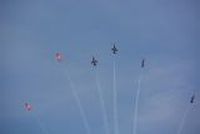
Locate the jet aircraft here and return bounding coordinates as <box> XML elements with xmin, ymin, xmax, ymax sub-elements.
<box><xmin>141</xmin><ymin>59</ymin><xmax>145</xmax><ymax>68</ymax></box>
<box><xmin>91</xmin><ymin>57</ymin><xmax>98</xmax><ymax>66</ymax></box>
<box><xmin>190</xmin><ymin>94</ymin><xmax>195</xmax><ymax>104</ymax></box>
<box><xmin>112</xmin><ymin>44</ymin><xmax>118</xmax><ymax>54</ymax></box>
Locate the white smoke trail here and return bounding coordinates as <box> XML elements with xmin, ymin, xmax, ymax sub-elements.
<box><xmin>65</xmin><ymin>69</ymin><xmax>91</xmax><ymax>134</ymax></box>
<box><xmin>33</xmin><ymin>112</ymin><xmax>50</xmax><ymax>134</ymax></box>
<box><xmin>176</xmin><ymin>105</ymin><xmax>190</xmax><ymax>134</ymax></box>
<box><xmin>95</xmin><ymin>70</ymin><xmax>110</xmax><ymax>134</ymax></box>
<box><xmin>132</xmin><ymin>74</ymin><xmax>143</xmax><ymax>134</ymax></box>
<box><xmin>113</xmin><ymin>61</ymin><xmax>119</xmax><ymax>134</ymax></box>
<box><xmin>22</xmin><ymin>99</ymin><xmax>50</xmax><ymax>134</ymax></box>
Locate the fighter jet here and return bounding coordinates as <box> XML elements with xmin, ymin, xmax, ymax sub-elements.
<box><xmin>112</xmin><ymin>44</ymin><xmax>118</xmax><ymax>54</ymax></box>
<box><xmin>190</xmin><ymin>94</ymin><xmax>195</xmax><ymax>104</ymax></box>
<box><xmin>141</xmin><ymin>59</ymin><xmax>145</xmax><ymax>68</ymax></box>
<box><xmin>91</xmin><ymin>56</ymin><xmax>98</xmax><ymax>66</ymax></box>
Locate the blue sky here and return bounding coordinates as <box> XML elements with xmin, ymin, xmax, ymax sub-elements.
<box><xmin>0</xmin><ymin>0</ymin><xmax>199</xmax><ymax>134</ymax></box>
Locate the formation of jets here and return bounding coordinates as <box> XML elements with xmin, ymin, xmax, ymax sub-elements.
<box><xmin>91</xmin><ymin>44</ymin><xmax>146</xmax><ymax>69</ymax></box>
<box><xmin>91</xmin><ymin>44</ymin><xmax>119</xmax><ymax>67</ymax></box>
<box><xmin>55</xmin><ymin>44</ymin><xmax>197</xmax><ymax>105</ymax></box>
